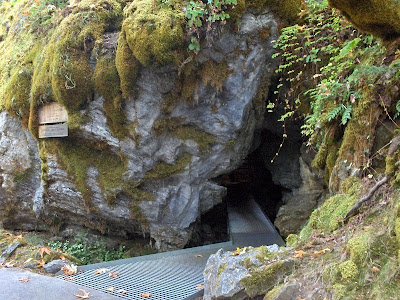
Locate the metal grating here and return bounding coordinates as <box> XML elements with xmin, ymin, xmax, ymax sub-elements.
<box><xmin>57</xmin><ymin>199</ymin><xmax>283</xmax><ymax>299</ymax></box>
<box><xmin>57</xmin><ymin>259</ymin><xmax>204</xmax><ymax>300</ymax></box>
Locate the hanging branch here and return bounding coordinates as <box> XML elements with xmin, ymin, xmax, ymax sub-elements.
<box><xmin>344</xmin><ymin>135</ymin><xmax>400</xmax><ymax>220</ymax></box>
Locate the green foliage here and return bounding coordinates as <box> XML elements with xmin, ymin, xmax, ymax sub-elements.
<box><xmin>47</xmin><ymin>237</ymin><xmax>125</xmax><ymax>265</ymax></box>
<box><xmin>185</xmin><ymin>0</ymin><xmax>237</xmax><ymax>51</ymax></box>
<box><xmin>28</xmin><ymin>0</ymin><xmax>68</xmax><ymax>33</ymax></box>
<box><xmin>272</xmin><ymin>0</ymin><xmax>400</xmax><ymax>178</ymax></box>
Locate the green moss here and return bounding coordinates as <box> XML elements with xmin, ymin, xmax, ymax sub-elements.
<box><xmin>331</xmin><ymin>283</ymin><xmax>348</xmax><ymax>299</ymax></box>
<box><xmin>347</xmin><ymin>231</ymin><xmax>373</xmax><ymax>266</ymax></box>
<box><xmin>286</xmin><ymin>234</ymin><xmax>299</xmax><ymax>247</ymax></box>
<box><xmin>240</xmin><ymin>260</ymin><xmax>295</xmax><ymax>297</ymax></box>
<box><xmin>200</xmin><ymin>60</ymin><xmax>229</xmax><ymax>93</ymax></box>
<box><xmin>13</xmin><ymin>168</ymin><xmax>32</xmax><ymax>185</ymax></box>
<box><xmin>245</xmin><ymin>0</ymin><xmax>302</xmax><ymax>23</ymax></box>
<box><xmin>228</xmin><ymin>0</ymin><xmax>247</xmax><ymax>22</ymax></box>
<box><xmin>264</xmin><ymin>284</ymin><xmax>286</xmax><ymax>300</ymax></box>
<box><xmin>115</xmin><ymin>31</ymin><xmax>140</xmax><ymax>99</ymax></box>
<box><xmin>4</xmin><ymin>66</ymin><xmax>33</xmax><ymax>127</ymax></box>
<box><xmin>338</xmin><ymin>260</ymin><xmax>358</xmax><ymax>283</ymax></box>
<box><xmin>240</xmin><ymin>257</ymin><xmax>256</xmax><ymax>269</ymax></box>
<box><xmin>122</xmin><ymin>0</ymin><xmax>185</xmax><ymax>66</ymax></box>
<box><xmin>161</xmin><ymin>90</ymin><xmax>181</xmax><ymax>114</ymax></box>
<box><xmin>255</xmin><ymin>246</ymin><xmax>279</xmax><ymax>261</ymax></box>
<box><xmin>94</xmin><ymin>57</ymin><xmax>128</xmax><ymax>139</ymax></box>
<box><xmin>217</xmin><ymin>262</ymin><xmax>228</xmax><ymax>276</ymax></box>
<box><xmin>46</xmin><ymin>139</ymin><xmax>127</xmax><ymax>210</ymax></box>
<box><xmin>144</xmin><ymin>153</ymin><xmax>192</xmax><ymax>180</ymax></box>
<box><xmin>181</xmin><ymin>72</ymin><xmax>199</xmax><ymax>103</ymax></box>
<box><xmin>299</xmin><ymin>177</ymin><xmax>361</xmax><ymax>239</ymax></box>
<box><xmin>328</xmin><ymin>0</ymin><xmax>400</xmax><ymax>41</ymax></box>
<box><xmin>322</xmin><ymin>263</ymin><xmax>341</xmax><ymax>284</ymax></box>
<box><xmin>38</xmin><ymin>141</ymin><xmax>49</xmax><ymax>189</ymax></box>
<box><xmin>153</xmin><ymin>117</ymin><xmax>186</xmax><ymax>136</ymax></box>
<box><xmin>395</xmin><ymin>217</ymin><xmax>400</xmax><ymax>246</ymax></box>
<box><xmin>370</xmin><ymin>258</ymin><xmax>400</xmax><ymax>299</ymax></box>
<box><xmin>0</xmin><ymin>1</ymin><xmax>126</xmax><ymax>138</ymax></box>
<box><xmin>173</xmin><ymin>126</ymin><xmax>215</xmax><ymax>152</ymax></box>
<box><xmin>335</xmin><ymin>89</ymin><xmax>380</xmax><ymax>173</ymax></box>
<box><xmin>311</xmin><ymin>143</ymin><xmax>328</xmax><ymax>170</ymax></box>
<box><xmin>324</xmin><ymin>143</ymin><xmax>339</xmax><ymax>184</ymax></box>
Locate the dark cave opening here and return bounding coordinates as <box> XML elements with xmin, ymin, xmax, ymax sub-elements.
<box><xmin>187</xmin><ymin>143</ymin><xmax>286</xmax><ymax>247</ymax></box>
<box><xmin>218</xmin><ymin>149</ymin><xmax>284</xmax><ymax>223</ymax></box>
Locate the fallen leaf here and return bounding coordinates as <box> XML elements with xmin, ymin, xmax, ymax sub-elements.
<box><xmin>62</xmin><ymin>264</ymin><xmax>78</xmax><ymax>276</ymax></box>
<box><xmin>74</xmin><ymin>289</ymin><xmax>90</xmax><ymax>299</ymax></box>
<box><xmin>196</xmin><ymin>284</ymin><xmax>204</xmax><ymax>290</ymax></box>
<box><xmin>311</xmin><ymin>248</ymin><xmax>332</xmax><ymax>258</ymax></box>
<box><xmin>109</xmin><ymin>271</ymin><xmax>119</xmax><ymax>278</ymax></box>
<box><xmin>117</xmin><ymin>289</ymin><xmax>128</xmax><ymax>294</ymax></box>
<box><xmin>107</xmin><ymin>287</ymin><xmax>115</xmax><ymax>292</ymax></box>
<box><xmin>94</xmin><ymin>268</ymin><xmax>110</xmax><ymax>275</ymax></box>
<box><xmin>18</xmin><ymin>276</ymin><xmax>30</xmax><ymax>283</ymax></box>
<box><xmin>59</xmin><ymin>255</ymin><xmax>69</xmax><ymax>261</ymax></box>
<box><xmin>37</xmin><ymin>260</ymin><xmax>45</xmax><ymax>268</ymax></box>
<box><xmin>140</xmin><ymin>292</ymin><xmax>152</xmax><ymax>298</ymax></box>
<box><xmin>231</xmin><ymin>247</ymin><xmax>242</xmax><ymax>256</ymax></box>
<box><xmin>293</xmin><ymin>250</ymin><xmax>307</xmax><ymax>258</ymax></box>
<box><xmin>0</xmin><ymin>262</ymin><xmax>14</xmax><ymax>268</ymax></box>
<box><xmin>195</xmin><ymin>254</ymin><xmax>203</xmax><ymax>258</ymax></box>
<box><xmin>39</xmin><ymin>246</ymin><xmax>51</xmax><ymax>258</ymax></box>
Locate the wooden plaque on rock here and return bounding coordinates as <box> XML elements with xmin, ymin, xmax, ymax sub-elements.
<box><xmin>39</xmin><ymin>124</ymin><xmax>68</xmax><ymax>138</ymax></box>
<box><xmin>38</xmin><ymin>102</ymin><xmax>68</xmax><ymax>124</ymax></box>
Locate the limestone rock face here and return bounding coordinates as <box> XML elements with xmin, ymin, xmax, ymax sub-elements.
<box><xmin>0</xmin><ymin>10</ymin><xmax>279</xmax><ymax>250</ymax></box>
<box><xmin>274</xmin><ymin>155</ymin><xmax>327</xmax><ymax>237</ymax></box>
<box><xmin>0</xmin><ymin>112</ymin><xmax>42</xmax><ymax>231</ymax></box>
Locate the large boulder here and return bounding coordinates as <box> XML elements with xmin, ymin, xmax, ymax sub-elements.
<box><xmin>329</xmin><ymin>0</ymin><xmax>400</xmax><ymax>41</ymax></box>
<box><xmin>0</xmin><ymin>5</ymin><xmax>280</xmax><ymax>250</ymax></box>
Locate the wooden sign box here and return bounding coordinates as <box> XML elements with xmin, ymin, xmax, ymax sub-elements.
<box><xmin>38</xmin><ymin>103</ymin><xmax>68</xmax><ymax>139</ymax></box>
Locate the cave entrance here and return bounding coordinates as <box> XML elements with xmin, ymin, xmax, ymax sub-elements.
<box><xmin>187</xmin><ymin>144</ymin><xmax>286</xmax><ymax>248</ymax></box>
<box><xmin>218</xmin><ymin>149</ymin><xmax>284</xmax><ymax>224</ymax></box>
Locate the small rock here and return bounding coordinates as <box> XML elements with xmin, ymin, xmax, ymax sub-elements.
<box><xmin>0</xmin><ymin>242</ymin><xmax>21</xmax><ymax>262</ymax></box>
<box><xmin>264</xmin><ymin>283</ymin><xmax>301</xmax><ymax>300</ymax></box>
<box><xmin>24</xmin><ymin>262</ymin><xmax>38</xmax><ymax>270</ymax></box>
<box><xmin>43</xmin><ymin>259</ymin><xmax>70</xmax><ymax>274</ymax></box>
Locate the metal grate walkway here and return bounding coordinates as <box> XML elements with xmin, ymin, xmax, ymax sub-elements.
<box><xmin>58</xmin><ymin>199</ymin><xmax>284</xmax><ymax>299</ymax></box>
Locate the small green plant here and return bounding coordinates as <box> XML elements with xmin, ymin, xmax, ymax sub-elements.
<box><xmin>159</xmin><ymin>0</ymin><xmax>236</xmax><ymax>51</ymax></box>
<box><xmin>28</xmin><ymin>0</ymin><xmax>68</xmax><ymax>33</ymax></box>
<box><xmin>47</xmin><ymin>237</ymin><xmax>126</xmax><ymax>265</ymax></box>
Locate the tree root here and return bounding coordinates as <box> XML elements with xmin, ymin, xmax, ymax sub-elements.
<box><xmin>344</xmin><ymin>176</ymin><xmax>388</xmax><ymax>220</ymax></box>
<box><xmin>344</xmin><ymin>135</ymin><xmax>400</xmax><ymax>221</ymax></box>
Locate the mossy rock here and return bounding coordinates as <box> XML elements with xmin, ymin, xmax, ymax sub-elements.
<box><xmin>94</xmin><ymin>57</ymin><xmax>128</xmax><ymax>139</ymax></box>
<box><xmin>338</xmin><ymin>260</ymin><xmax>359</xmax><ymax>283</ymax></box>
<box><xmin>122</xmin><ymin>0</ymin><xmax>185</xmax><ymax>66</ymax></box>
<box><xmin>286</xmin><ymin>234</ymin><xmax>299</xmax><ymax>247</ymax></box>
<box><xmin>240</xmin><ymin>259</ymin><xmax>296</xmax><ymax>297</ymax></box>
<box><xmin>329</xmin><ymin>0</ymin><xmax>400</xmax><ymax>41</ymax></box>
<box><xmin>299</xmin><ymin>177</ymin><xmax>361</xmax><ymax>239</ymax></box>
<box><xmin>346</xmin><ymin>231</ymin><xmax>374</xmax><ymax>266</ymax></box>
<box><xmin>115</xmin><ymin>31</ymin><xmax>140</xmax><ymax>99</ymax></box>
<box><xmin>144</xmin><ymin>153</ymin><xmax>192</xmax><ymax>180</ymax></box>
